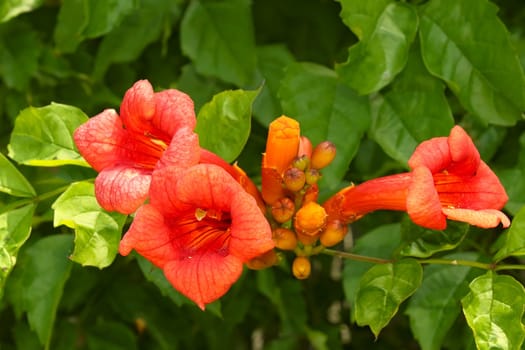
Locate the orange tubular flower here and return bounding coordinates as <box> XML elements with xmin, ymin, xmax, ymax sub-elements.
<box><xmin>261</xmin><ymin>116</ymin><xmax>300</xmax><ymax>205</ymax></box>
<box><xmin>324</xmin><ymin>126</ymin><xmax>510</xmax><ymax>230</ymax></box>
<box><xmin>119</xmin><ymin>130</ymin><xmax>274</xmax><ymax>310</ymax></box>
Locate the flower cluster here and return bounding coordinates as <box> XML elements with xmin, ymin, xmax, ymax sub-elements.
<box><xmin>74</xmin><ymin>80</ymin><xmax>510</xmax><ymax>307</ymax></box>
<box><xmin>74</xmin><ymin>80</ymin><xmax>273</xmax><ymax>309</ymax></box>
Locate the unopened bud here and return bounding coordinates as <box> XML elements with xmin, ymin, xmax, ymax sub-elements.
<box><xmin>320</xmin><ymin>220</ymin><xmax>349</xmax><ymax>247</ymax></box>
<box><xmin>272</xmin><ymin>227</ymin><xmax>298</xmax><ymax>250</ymax></box>
<box><xmin>246</xmin><ymin>249</ymin><xmax>279</xmax><ymax>270</ymax></box>
<box><xmin>283</xmin><ymin>167</ymin><xmax>306</xmax><ymax>192</ymax></box>
<box><xmin>298</xmin><ymin>136</ymin><xmax>313</xmax><ymax>158</ymax></box>
<box><xmin>305</xmin><ymin>168</ymin><xmax>321</xmax><ymax>185</ymax></box>
<box><xmin>292</xmin><ymin>256</ymin><xmax>311</xmax><ymax>279</ymax></box>
<box><xmin>291</xmin><ymin>155</ymin><xmax>310</xmax><ymax>171</ymax></box>
<box><xmin>311</xmin><ymin>141</ymin><xmax>336</xmax><ymax>169</ymax></box>
<box><xmin>271</xmin><ymin>197</ymin><xmax>295</xmax><ymax>223</ymax></box>
<box><xmin>303</xmin><ymin>184</ymin><xmax>319</xmax><ymax>204</ymax></box>
<box><xmin>295</xmin><ymin>202</ymin><xmax>327</xmax><ymax>235</ymax></box>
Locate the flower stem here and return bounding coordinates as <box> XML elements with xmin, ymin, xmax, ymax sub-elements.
<box><xmin>322</xmin><ymin>248</ymin><xmax>391</xmax><ymax>264</ymax></box>
<box><xmin>322</xmin><ymin>248</ymin><xmax>525</xmax><ymax>271</ymax></box>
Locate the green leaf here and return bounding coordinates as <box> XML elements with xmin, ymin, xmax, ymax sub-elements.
<box><xmin>497</xmin><ymin>133</ymin><xmax>525</xmax><ymax>216</ymax></box>
<box><xmin>52</xmin><ymin>182</ymin><xmax>126</xmax><ymax>268</ymax></box>
<box><xmin>0</xmin><ymin>204</ymin><xmax>35</xmax><ymax>299</ymax></box>
<box><xmin>279</xmin><ymin>62</ymin><xmax>370</xmax><ymax>191</ymax></box>
<box><xmin>0</xmin><ymin>0</ymin><xmax>43</xmax><ymax>23</ymax></box>
<box><xmin>196</xmin><ymin>88</ymin><xmax>261</xmax><ymax>162</ymax></box>
<box><xmin>136</xmin><ymin>254</ymin><xmax>191</xmax><ymax>307</ymax></box>
<box><xmin>180</xmin><ymin>0</ymin><xmax>257</xmax><ymax>86</ymax></box>
<box><xmin>493</xmin><ymin>206</ymin><xmax>525</xmax><ymax>262</ymax></box>
<box><xmin>399</xmin><ymin>218</ymin><xmax>470</xmax><ymax>258</ymax></box>
<box><xmin>93</xmin><ymin>0</ymin><xmax>181</xmax><ymax>79</ymax></box>
<box><xmin>355</xmin><ymin>258</ymin><xmax>422</xmax><ymax>337</ymax></box>
<box><xmin>253</xmin><ymin>44</ymin><xmax>295</xmax><ymax>126</ymax></box>
<box><xmin>0</xmin><ymin>21</ymin><xmax>41</xmax><ymax>91</ymax></box>
<box><xmin>8</xmin><ymin>103</ymin><xmax>88</xmax><ymax>167</ymax></box>
<box><xmin>343</xmin><ymin>223</ymin><xmax>402</xmax><ymax>308</ymax></box>
<box><xmin>54</xmin><ymin>0</ymin><xmax>138</xmax><ymax>52</ymax></box>
<box><xmin>337</xmin><ymin>1</ymin><xmax>418</xmax><ymax>94</ymax></box>
<box><xmin>419</xmin><ymin>0</ymin><xmax>525</xmax><ymax>126</ymax></box>
<box><xmin>369</xmin><ymin>44</ymin><xmax>454</xmax><ymax>164</ymax></box>
<box><xmin>406</xmin><ymin>252</ymin><xmax>483</xmax><ymax>350</ymax></box>
<box><xmin>11</xmin><ymin>235</ymin><xmax>74</xmax><ymax>349</ymax></box>
<box><xmin>0</xmin><ymin>153</ymin><xmax>36</xmax><ymax>197</ymax></box>
<box><xmin>462</xmin><ymin>271</ymin><xmax>525</xmax><ymax>350</ymax></box>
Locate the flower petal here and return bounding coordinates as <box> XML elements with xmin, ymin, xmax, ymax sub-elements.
<box><xmin>446</xmin><ymin>125</ymin><xmax>480</xmax><ymax>176</ymax></box>
<box><xmin>149</xmin><ymin>166</ymin><xmax>191</xmax><ymax>215</ymax></box>
<box><xmin>408</xmin><ymin>136</ymin><xmax>450</xmax><ymax>173</ymax></box>
<box><xmin>119</xmin><ymin>80</ymin><xmax>156</xmax><ymax>134</ymax></box>
<box><xmin>74</xmin><ymin>109</ymin><xmax>127</xmax><ymax>171</ymax></box>
<box><xmin>442</xmin><ymin>208</ymin><xmax>511</xmax><ymax>228</ymax></box>
<box><xmin>152</xmin><ymin>89</ymin><xmax>196</xmax><ymax>137</ymax></box>
<box><xmin>155</xmin><ymin>127</ymin><xmax>200</xmax><ymax>170</ymax></box>
<box><xmin>434</xmin><ymin>161</ymin><xmax>509</xmax><ymax>210</ymax></box>
<box><xmin>175</xmin><ymin>164</ymin><xmax>239</xmax><ymax>212</ymax></box>
<box><xmin>407</xmin><ymin>167</ymin><xmax>447</xmax><ymax>230</ymax></box>
<box><xmin>263</xmin><ymin>116</ymin><xmax>300</xmax><ymax>174</ymax></box>
<box><xmin>229</xmin><ymin>190</ymin><xmax>274</xmax><ymax>261</ymax></box>
<box><xmin>95</xmin><ymin>166</ymin><xmax>151</xmax><ymax>214</ymax></box>
<box><xmin>119</xmin><ymin>205</ymin><xmax>174</xmax><ymax>267</ymax></box>
<box><xmin>164</xmin><ymin>253</ymin><xmax>243</xmax><ymax>310</ymax></box>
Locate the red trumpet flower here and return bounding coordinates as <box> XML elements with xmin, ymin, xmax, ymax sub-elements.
<box><xmin>324</xmin><ymin>126</ymin><xmax>510</xmax><ymax>230</ymax></box>
<box><xmin>119</xmin><ymin>129</ymin><xmax>274</xmax><ymax>309</ymax></box>
<box><xmin>74</xmin><ymin>79</ymin><xmax>196</xmax><ymax>214</ymax></box>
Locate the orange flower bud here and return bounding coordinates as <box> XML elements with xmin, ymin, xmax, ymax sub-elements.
<box><xmin>295</xmin><ymin>201</ymin><xmax>327</xmax><ymax>235</ymax></box>
<box><xmin>305</xmin><ymin>168</ymin><xmax>321</xmax><ymax>185</ymax></box>
<box><xmin>263</xmin><ymin>116</ymin><xmax>300</xmax><ymax>174</ymax></box>
<box><xmin>303</xmin><ymin>184</ymin><xmax>319</xmax><ymax>204</ymax></box>
<box><xmin>272</xmin><ymin>227</ymin><xmax>298</xmax><ymax>250</ymax></box>
<box><xmin>246</xmin><ymin>249</ymin><xmax>279</xmax><ymax>270</ymax></box>
<box><xmin>298</xmin><ymin>136</ymin><xmax>313</xmax><ymax>158</ymax></box>
<box><xmin>292</xmin><ymin>256</ymin><xmax>311</xmax><ymax>279</ymax></box>
<box><xmin>296</xmin><ymin>231</ymin><xmax>319</xmax><ymax>246</ymax></box>
<box><xmin>320</xmin><ymin>220</ymin><xmax>349</xmax><ymax>247</ymax></box>
<box><xmin>310</xmin><ymin>141</ymin><xmax>337</xmax><ymax>169</ymax></box>
<box><xmin>283</xmin><ymin>167</ymin><xmax>306</xmax><ymax>192</ymax></box>
<box><xmin>271</xmin><ymin>197</ymin><xmax>295</xmax><ymax>223</ymax></box>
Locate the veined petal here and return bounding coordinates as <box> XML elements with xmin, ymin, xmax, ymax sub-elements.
<box><xmin>434</xmin><ymin>161</ymin><xmax>509</xmax><ymax>210</ymax></box>
<box><xmin>149</xmin><ymin>166</ymin><xmax>191</xmax><ymax>215</ymax></box>
<box><xmin>442</xmin><ymin>208</ymin><xmax>510</xmax><ymax>229</ymax></box>
<box><xmin>152</xmin><ymin>89</ymin><xmax>196</xmax><ymax>138</ymax></box>
<box><xmin>175</xmin><ymin>164</ymin><xmax>239</xmax><ymax>212</ymax></box>
<box><xmin>119</xmin><ymin>205</ymin><xmax>174</xmax><ymax>267</ymax></box>
<box><xmin>164</xmin><ymin>254</ymin><xmax>243</xmax><ymax>310</ymax></box>
<box><xmin>446</xmin><ymin>125</ymin><xmax>480</xmax><ymax>175</ymax></box>
<box><xmin>74</xmin><ymin>109</ymin><xmax>127</xmax><ymax>171</ymax></box>
<box><xmin>119</xmin><ymin>80</ymin><xmax>156</xmax><ymax>134</ymax></box>
<box><xmin>408</xmin><ymin>136</ymin><xmax>450</xmax><ymax>173</ymax></box>
<box><xmin>229</xmin><ymin>190</ymin><xmax>274</xmax><ymax>261</ymax></box>
<box><xmin>156</xmin><ymin>127</ymin><xmax>200</xmax><ymax>170</ymax></box>
<box><xmin>407</xmin><ymin>167</ymin><xmax>447</xmax><ymax>230</ymax></box>
<box><xmin>95</xmin><ymin>166</ymin><xmax>151</xmax><ymax>214</ymax></box>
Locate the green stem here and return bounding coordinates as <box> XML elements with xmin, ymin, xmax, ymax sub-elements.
<box><xmin>418</xmin><ymin>258</ymin><xmax>494</xmax><ymax>270</ymax></box>
<box><xmin>322</xmin><ymin>249</ymin><xmax>525</xmax><ymax>271</ymax></box>
<box><xmin>322</xmin><ymin>248</ymin><xmax>391</xmax><ymax>264</ymax></box>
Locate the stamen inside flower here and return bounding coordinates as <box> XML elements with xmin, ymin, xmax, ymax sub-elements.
<box><xmin>170</xmin><ymin>211</ymin><xmax>232</xmax><ymax>255</ymax></box>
